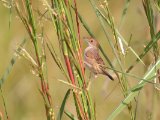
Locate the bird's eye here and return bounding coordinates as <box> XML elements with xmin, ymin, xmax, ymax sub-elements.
<box><xmin>91</xmin><ymin>40</ymin><xmax>93</xmax><ymax>42</ymax></box>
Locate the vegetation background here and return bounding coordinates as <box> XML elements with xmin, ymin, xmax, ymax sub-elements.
<box><xmin>0</xmin><ymin>0</ymin><xmax>160</xmax><ymax>120</ymax></box>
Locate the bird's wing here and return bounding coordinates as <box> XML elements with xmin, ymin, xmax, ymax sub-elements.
<box><xmin>85</xmin><ymin>48</ymin><xmax>105</xmax><ymax>65</ymax></box>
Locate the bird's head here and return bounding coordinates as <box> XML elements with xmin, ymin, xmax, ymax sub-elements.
<box><xmin>83</xmin><ymin>37</ymin><xmax>99</xmax><ymax>47</ymax></box>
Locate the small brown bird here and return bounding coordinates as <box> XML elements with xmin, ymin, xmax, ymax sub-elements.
<box><xmin>84</xmin><ymin>37</ymin><xmax>114</xmax><ymax>80</ymax></box>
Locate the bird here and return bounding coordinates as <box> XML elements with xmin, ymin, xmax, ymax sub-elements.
<box><xmin>83</xmin><ymin>37</ymin><xmax>114</xmax><ymax>81</ymax></box>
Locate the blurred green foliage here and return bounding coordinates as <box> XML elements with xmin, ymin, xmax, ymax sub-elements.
<box><xmin>0</xmin><ymin>0</ymin><xmax>160</xmax><ymax>120</ymax></box>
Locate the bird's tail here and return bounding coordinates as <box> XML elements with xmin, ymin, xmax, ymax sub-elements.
<box><xmin>102</xmin><ymin>69</ymin><xmax>114</xmax><ymax>81</ymax></box>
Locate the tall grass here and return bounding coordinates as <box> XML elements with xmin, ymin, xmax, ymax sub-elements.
<box><xmin>0</xmin><ymin>0</ymin><xmax>160</xmax><ymax>120</ymax></box>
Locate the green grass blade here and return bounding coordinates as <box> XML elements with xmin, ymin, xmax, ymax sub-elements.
<box><xmin>64</xmin><ymin>110</ymin><xmax>78</xmax><ymax>120</ymax></box>
<box><xmin>97</xmin><ymin>9</ymin><xmax>145</xmax><ymax>66</ymax></box>
<box><xmin>0</xmin><ymin>39</ymin><xmax>26</xmax><ymax>86</ymax></box>
<box><xmin>143</xmin><ymin>0</ymin><xmax>155</xmax><ymax>38</ymax></box>
<box><xmin>155</xmin><ymin>0</ymin><xmax>160</xmax><ymax>12</ymax></box>
<box><xmin>57</xmin><ymin>89</ymin><xmax>71</xmax><ymax>120</ymax></box>
<box><xmin>8</xmin><ymin>0</ymin><xmax>12</xmax><ymax>29</ymax></box>
<box><xmin>72</xmin><ymin>93</ymin><xmax>83</xmax><ymax>120</ymax></box>
<box><xmin>0</xmin><ymin>39</ymin><xmax>26</xmax><ymax>119</ymax></box>
<box><xmin>72</xmin><ymin>6</ymin><xmax>95</xmax><ymax>38</ymax></box>
<box><xmin>116</xmin><ymin>30</ymin><xmax>145</xmax><ymax>66</ymax></box>
<box><xmin>25</xmin><ymin>0</ymin><xmax>36</xmax><ymax>37</ymax></box>
<box><xmin>119</xmin><ymin>0</ymin><xmax>131</xmax><ymax>29</ymax></box>
<box><xmin>106</xmin><ymin>58</ymin><xmax>160</xmax><ymax>120</ymax></box>
<box><xmin>46</xmin><ymin>41</ymin><xmax>70</xmax><ymax>82</ymax></box>
<box><xmin>0</xmin><ymin>89</ymin><xmax>9</xmax><ymax>119</ymax></box>
<box><xmin>127</xmin><ymin>31</ymin><xmax>160</xmax><ymax>72</ymax></box>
